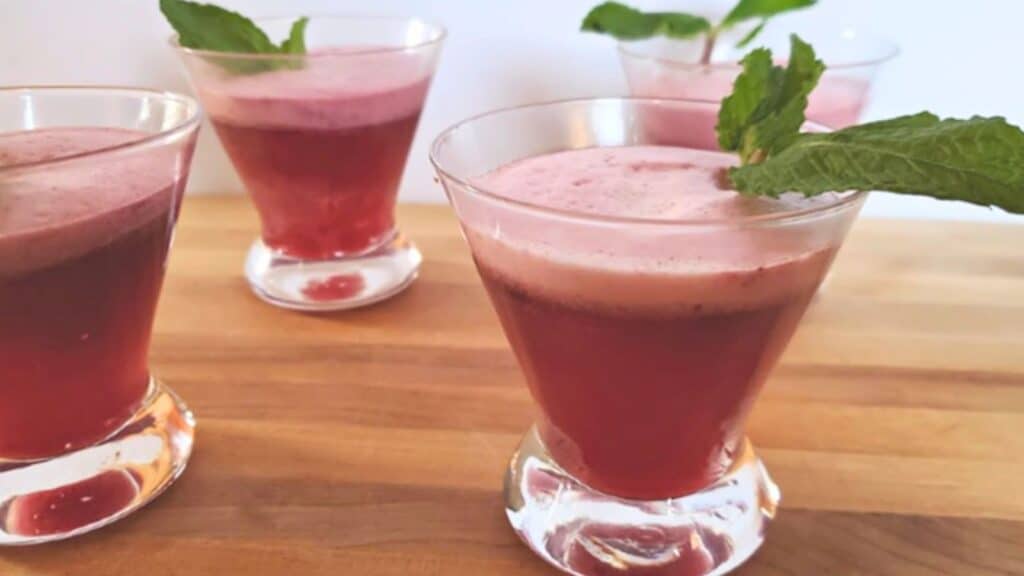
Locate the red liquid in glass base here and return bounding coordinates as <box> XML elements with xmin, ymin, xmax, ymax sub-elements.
<box><xmin>213</xmin><ymin>112</ymin><xmax>421</xmax><ymax>259</ymax></box>
<box><xmin>480</xmin><ymin>264</ymin><xmax>815</xmax><ymax>500</ymax></box>
<box><xmin>0</xmin><ymin>205</ymin><xmax>174</xmax><ymax>460</ymax></box>
<box><xmin>300</xmin><ymin>273</ymin><xmax>366</xmax><ymax>301</ymax></box>
<box><xmin>4</xmin><ymin>470</ymin><xmax>140</xmax><ymax>537</ymax></box>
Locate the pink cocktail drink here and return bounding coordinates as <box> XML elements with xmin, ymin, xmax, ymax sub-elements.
<box><xmin>618</xmin><ymin>31</ymin><xmax>897</xmax><ymax>150</ymax></box>
<box><xmin>0</xmin><ymin>87</ymin><xmax>199</xmax><ymax>544</ymax></box>
<box><xmin>627</xmin><ymin>69</ymin><xmax>869</xmax><ymax>149</ymax></box>
<box><xmin>473</xmin><ymin>146</ymin><xmax>836</xmax><ymax>499</ymax></box>
<box><xmin>200</xmin><ymin>48</ymin><xmax>432</xmax><ymax>258</ymax></box>
<box><xmin>433</xmin><ymin>98</ymin><xmax>864</xmax><ymax>575</ymax></box>
<box><xmin>175</xmin><ymin>17</ymin><xmax>445</xmax><ymax>310</ymax></box>
<box><xmin>0</xmin><ymin>128</ymin><xmax>181</xmax><ymax>459</ymax></box>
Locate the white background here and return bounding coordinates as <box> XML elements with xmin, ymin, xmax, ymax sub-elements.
<box><xmin>2</xmin><ymin>0</ymin><xmax>1020</xmax><ymax>221</ymax></box>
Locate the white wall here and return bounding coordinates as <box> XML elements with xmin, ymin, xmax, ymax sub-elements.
<box><xmin>2</xmin><ymin>0</ymin><xmax>1020</xmax><ymax>222</ymax></box>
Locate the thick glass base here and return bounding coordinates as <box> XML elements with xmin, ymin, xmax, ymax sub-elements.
<box><xmin>504</xmin><ymin>427</ymin><xmax>779</xmax><ymax>576</ymax></box>
<box><xmin>0</xmin><ymin>378</ymin><xmax>195</xmax><ymax>545</ymax></box>
<box><xmin>244</xmin><ymin>234</ymin><xmax>422</xmax><ymax>312</ymax></box>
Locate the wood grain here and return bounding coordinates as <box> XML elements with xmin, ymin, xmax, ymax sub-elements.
<box><xmin>2</xmin><ymin>197</ymin><xmax>1021</xmax><ymax>575</ymax></box>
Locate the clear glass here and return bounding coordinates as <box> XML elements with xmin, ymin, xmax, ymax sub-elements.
<box><xmin>172</xmin><ymin>15</ymin><xmax>446</xmax><ymax>311</ymax></box>
<box><xmin>431</xmin><ymin>98</ymin><xmax>865</xmax><ymax>575</ymax></box>
<box><xmin>620</xmin><ymin>26</ymin><xmax>899</xmax><ymax>149</ymax></box>
<box><xmin>0</xmin><ymin>86</ymin><xmax>200</xmax><ymax>543</ymax></box>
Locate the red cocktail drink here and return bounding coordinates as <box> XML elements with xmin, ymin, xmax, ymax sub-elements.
<box><xmin>176</xmin><ymin>17</ymin><xmax>445</xmax><ymax>310</ymax></box>
<box><xmin>211</xmin><ymin>107</ymin><xmax>423</xmax><ymax>257</ymax></box>
<box><xmin>0</xmin><ymin>88</ymin><xmax>198</xmax><ymax>544</ymax></box>
<box><xmin>470</xmin><ymin>146</ymin><xmax>838</xmax><ymax>499</ymax></box>
<box><xmin>433</xmin><ymin>99</ymin><xmax>864</xmax><ymax>575</ymax></box>
<box><xmin>200</xmin><ymin>48</ymin><xmax>432</xmax><ymax>259</ymax></box>
<box><xmin>477</xmin><ymin>255</ymin><xmax>828</xmax><ymax>499</ymax></box>
<box><xmin>0</xmin><ymin>128</ymin><xmax>182</xmax><ymax>460</ymax></box>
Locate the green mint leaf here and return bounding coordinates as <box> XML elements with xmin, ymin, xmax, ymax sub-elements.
<box><xmin>728</xmin><ymin>114</ymin><xmax>1024</xmax><ymax>214</ymax></box>
<box><xmin>746</xmin><ymin>35</ymin><xmax>824</xmax><ymax>155</ymax></box>
<box><xmin>160</xmin><ymin>0</ymin><xmax>309</xmax><ymax>73</ymax></box>
<box><xmin>825</xmin><ymin>112</ymin><xmax>942</xmax><ymax>136</ymax></box>
<box><xmin>717</xmin><ymin>48</ymin><xmax>777</xmax><ymax>153</ymax></box>
<box><xmin>279</xmin><ymin>17</ymin><xmax>308</xmax><ymax>54</ymax></box>
<box><xmin>160</xmin><ymin>0</ymin><xmax>278</xmax><ymax>53</ymax></box>
<box><xmin>717</xmin><ymin>34</ymin><xmax>824</xmax><ymax>162</ymax></box>
<box><xmin>722</xmin><ymin>0</ymin><xmax>816</xmax><ymax>28</ymax></box>
<box><xmin>581</xmin><ymin>1</ymin><xmax>711</xmax><ymax>40</ymax></box>
<box><xmin>735</xmin><ymin>20</ymin><xmax>767</xmax><ymax>48</ymax></box>
<box><xmin>715</xmin><ymin>35</ymin><xmax>1024</xmax><ymax>214</ymax></box>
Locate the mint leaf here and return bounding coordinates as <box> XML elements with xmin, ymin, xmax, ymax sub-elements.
<box><xmin>714</xmin><ymin>34</ymin><xmax>1024</xmax><ymax>214</ymax></box>
<box><xmin>161</xmin><ymin>0</ymin><xmax>277</xmax><ymax>53</ymax></box>
<box><xmin>581</xmin><ymin>0</ymin><xmax>818</xmax><ymax>65</ymax></box>
<box><xmin>722</xmin><ymin>0</ymin><xmax>816</xmax><ymax>47</ymax></box>
<box><xmin>717</xmin><ymin>35</ymin><xmax>824</xmax><ymax>162</ymax></box>
<box><xmin>735</xmin><ymin>20</ymin><xmax>767</xmax><ymax>48</ymax></box>
<box><xmin>280</xmin><ymin>17</ymin><xmax>308</xmax><ymax>54</ymax></box>
<box><xmin>747</xmin><ymin>35</ymin><xmax>824</xmax><ymax>155</ymax></box>
<box><xmin>160</xmin><ymin>0</ymin><xmax>309</xmax><ymax>73</ymax></box>
<box><xmin>722</xmin><ymin>0</ymin><xmax>817</xmax><ymax>27</ymax></box>
<box><xmin>729</xmin><ymin>114</ymin><xmax>1024</xmax><ymax>214</ymax></box>
<box><xmin>581</xmin><ymin>1</ymin><xmax>711</xmax><ymax>40</ymax></box>
<box><xmin>717</xmin><ymin>48</ymin><xmax>777</xmax><ymax>153</ymax></box>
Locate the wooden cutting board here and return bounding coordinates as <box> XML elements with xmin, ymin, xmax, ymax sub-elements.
<box><xmin>3</xmin><ymin>197</ymin><xmax>1022</xmax><ymax>575</ymax></box>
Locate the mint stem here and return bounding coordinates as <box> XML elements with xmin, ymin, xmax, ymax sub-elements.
<box><xmin>699</xmin><ymin>28</ymin><xmax>718</xmax><ymax>66</ymax></box>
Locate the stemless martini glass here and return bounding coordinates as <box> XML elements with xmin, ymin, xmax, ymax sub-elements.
<box><xmin>432</xmin><ymin>98</ymin><xmax>865</xmax><ymax>575</ymax></box>
<box><xmin>620</xmin><ymin>26</ymin><xmax>898</xmax><ymax>149</ymax></box>
<box><xmin>173</xmin><ymin>15</ymin><xmax>445</xmax><ymax>311</ymax></box>
<box><xmin>0</xmin><ymin>86</ymin><xmax>199</xmax><ymax>543</ymax></box>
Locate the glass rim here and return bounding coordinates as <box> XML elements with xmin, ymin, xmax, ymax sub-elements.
<box><xmin>0</xmin><ymin>85</ymin><xmax>202</xmax><ymax>176</ymax></box>
<box><xmin>429</xmin><ymin>96</ymin><xmax>866</xmax><ymax>229</ymax></box>
<box><xmin>618</xmin><ymin>29</ymin><xmax>900</xmax><ymax>72</ymax></box>
<box><xmin>169</xmin><ymin>13</ymin><xmax>447</xmax><ymax>61</ymax></box>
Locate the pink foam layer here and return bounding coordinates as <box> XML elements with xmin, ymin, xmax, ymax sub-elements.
<box><xmin>198</xmin><ymin>46</ymin><xmax>433</xmax><ymax>129</ymax></box>
<box><xmin>0</xmin><ymin>127</ymin><xmax>177</xmax><ymax>275</ymax></box>
<box><xmin>628</xmin><ymin>69</ymin><xmax>869</xmax><ymax>129</ymax></box>
<box><xmin>465</xmin><ymin>146</ymin><xmax>842</xmax><ymax>312</ymax></box>
<box><xmin>473</xmin><ymin>146</ymin><xmax>840</xmax><ymax>222</ymax></box>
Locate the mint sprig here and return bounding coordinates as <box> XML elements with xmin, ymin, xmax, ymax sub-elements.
<box><xmin>160</xmin><ymin>0</ymin><xmax>309</xmax><ymax>73</ymax></box>
<box><xmin>720</xmin><ymin>36</ymin><xmax>1024</xmax><ymax>215</ymax></box>
<box><xmin>581</xmin><ymin>3</ymin><xmax>711</xmax><ymax>40</ymax></box>
<box><xmin>722</xmin><ymin>0</ymin><xmax>817</xmax><ymax>28</ymax></box>
<box><xmin>280</xmin><ymin>17</ymin><xmax>309</xmax><ymax>55</ymax></box>
<box><xmin>717</xmin><ymin>35</ymin><xmax>823</xmax><ymax>162</ymax></box>
<box><xmin>582</xmin><ymin>0</ymin><xmax>816</xmax><ymax>64</ymax></box>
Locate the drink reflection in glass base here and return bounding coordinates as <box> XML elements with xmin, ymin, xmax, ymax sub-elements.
<box><xmin>506</xmin><ymin>428</ymin><xmax>778</xmax><ymax>576</ymax></box>
<box><xmin>0</xmin><ymin>382</ymin><xmax>194</xmax><ymax>544</ymax></box>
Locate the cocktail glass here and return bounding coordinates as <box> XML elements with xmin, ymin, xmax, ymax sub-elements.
<box><xmin>173</xmin><ymin>15</ymin><xmax>445</xmax><ymax>311</ymax></box>
<box><xmin>0</xmin><ymin>86</ymin><xmax>200</xmax><ymax>543</ymax></box>
<box><xmin>620</xmin><ymin>27</ymin><xmax>898</xmax><ymax>149</ymax></box>
<box><xmin>431</xmin><ymin>98</ymin><xmax>865</xmax><ymax>575</ymax></box>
